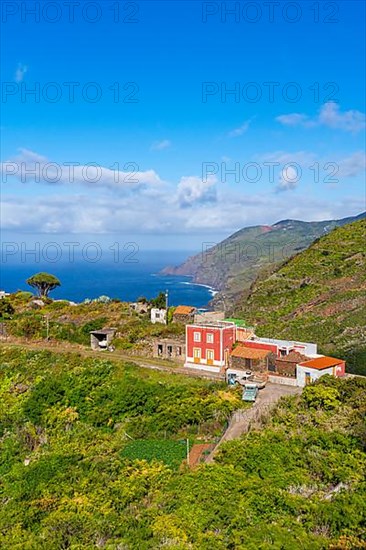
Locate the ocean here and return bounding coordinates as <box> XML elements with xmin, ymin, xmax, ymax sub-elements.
<box><xmin>0</xmin><ymin>251</ymin><xmax>215</xmax><ymax>308</ymax></box>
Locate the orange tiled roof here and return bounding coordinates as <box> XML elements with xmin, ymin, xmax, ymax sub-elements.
<box><xmin>174</xmin><ymin>305</ymin><xmax>195</xmax><ymax>315</ymax></box>
<box><xmin>231</xmin><ymin>344</ymin><xmax>271</xmax><ymax>360</ymax></box>
<box><xmin>298</xmin><ymin>356</ymin><xmax>344</xmax><ymax>370</ymax></box>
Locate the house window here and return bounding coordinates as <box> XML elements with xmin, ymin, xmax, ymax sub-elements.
<box><xmin>207</xmin><ymin>349</ymin><xmax>214</xmax><ymax>360</ymax></box>
<box><xmin>194</xmin><ymin>332</ymin><xmax>201</xmax><ymax>342</ymax></box>
<box><xmin>193</xmin><ymin>348</ymin><xmax>201</xmax><ymax>358</ymax></box>
<box><xmin>155</xmin><ymin>312</ymin><xmax>160</xmax><ymax>318</ymax></box>
<box><xmin>245</xmin><ymin>358</ymin><xmax>251</xmax><ymax>369</ymax></box>
<box><xmin>206</xmin><ymin>333</ymin><xmax>214</xmax><ymax>343</ymax></box>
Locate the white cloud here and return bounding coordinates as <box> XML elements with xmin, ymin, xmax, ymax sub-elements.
<box><xmin>15</xmin><ymin>63</ymin><xmax>28</xmax><ymax>83</ymax></box>
<box><xmin>275</xmin><ymin>113</ymin><xmax>314</xmax><ymax>127</ymax></box>
<box><xmin>260</xmin><ymin>150</ymin><xmax>366</xmax><ymax>192</ymax></box>
<box><xmin>337</xmin><ymin>152</ymin><xmax>366</xmax><ymax>178</ymax></box>
<box><xmin>228</xmin><ymin>118</ymin><xmax>253</xmax><ymax>137</ymax></box>
<box><xmin>318</xmin><ymin>102</ymin><xmax>366</xmax><ymax>133</ymax></box>
<box><xmin>177</xmin><ymin>175</ymin><xmax>217</xmax><ymax>208</ymax></box>
<box><xmin>150</xmin><ymin>139</ymin><xmax>171</xmax><ymax>151</ymax></box>
<box><xmin>1</xmin><ymin>148</ymin><xmax>364</xmax><ymax>238</ymax></box>
<box><xmin>0</xmin><ymin>148</ymin><xmax>162</xmax><ymax>192</ymax></box>
<box><xmin>276</xmin><ymin>165</ymin><xmax>300</xmax><ymax>192</ymax></box>
<box><xmin>276</xmin><ymin>102</ymin><xmax>366</xmax><ymax>133</ymax></box>
<box><xmin>2</xmin><ymin>192</ymin><xmax>364</xmax><ymax>237</ymax></box>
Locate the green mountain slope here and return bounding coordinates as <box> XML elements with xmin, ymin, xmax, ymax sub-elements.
<box><xmin>1</xmin><ymin>347</ymin><xmax>365</xmax><ymax>548</ymax></box>
<box><xmin>236</xmin><ymin>219</ymin><xmax>366</xmax><ymax>373</ymax></box>
<box><xmin>162</xmin><ymin>212</ymin><xmax>365</xmax><ymax>304</ymax></box>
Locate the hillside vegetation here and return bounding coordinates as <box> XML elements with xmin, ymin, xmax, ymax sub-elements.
<box><xmin>236</xmin><ymin>219</ymin><xmax>366</xmax><ymax>373</ymax></box>
<box><xmin>162</xmin><ymin>213</ymin><xmax>365</xmax><ymax>304</ymax></box>
<box><xmin>0</xmin><ymin>347</ymin><xmax>365</xmax><ymax>548</ymax></box>
<box><xmin>0</xmin><ymin>295</ymin><xmax>184</xmax><ymax>355</ymax></box>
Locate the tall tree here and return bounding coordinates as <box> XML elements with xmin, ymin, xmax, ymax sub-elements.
<box><xmin>26</xmin><ymin>272</ymin><xmax>61</xmax><ymax>298</ymax></box>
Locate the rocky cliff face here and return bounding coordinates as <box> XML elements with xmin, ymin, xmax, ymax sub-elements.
<box><xmin>162</xmin><ymin>213</ymin><xmax>366</xmax><ymax>303</ymax></box>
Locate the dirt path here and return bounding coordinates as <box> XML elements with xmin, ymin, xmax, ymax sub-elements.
<box><xmin>206</xmin><ymin>383</ymin><xmax>301</xmax><ymax>463</ymax></box>
<box><xmin>187</xmin><ymin>443</ymin><xmax>215</xmax><ymax>468</ymax></box>
<box><xmin>0</xmin><ymin>338</ymin><xmax>223</xmax><ymax>381</ymax></box>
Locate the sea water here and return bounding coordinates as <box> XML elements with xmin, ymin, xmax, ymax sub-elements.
<box><xmin>0</xmin><ymin>251</ymin><xmax>215</xmax><ymax>307</ymax></box>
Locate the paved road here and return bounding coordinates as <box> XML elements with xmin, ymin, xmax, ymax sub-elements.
<box><xmin>206</xmin><ymin>383</ymin><xmax>301</xmax><ymax>462</ymax></box>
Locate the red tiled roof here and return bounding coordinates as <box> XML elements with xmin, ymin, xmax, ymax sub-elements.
<box><xmin>174</xmin><ymin>305</ymin><xmax>195</xmax><ymax>315</ymax></box>
<box><xmin>298</xmin><ymin>356</ymin><xmax>344</xmax><ymax>370</ymax></box>
<box><xmin>231</xmin><ymin>344</ymin><xmax>271</xmax><ymax>360</ymax></box>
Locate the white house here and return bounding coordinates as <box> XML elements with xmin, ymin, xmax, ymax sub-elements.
<box><xmin>151</xmin><ymin>308</ymin><xmax>167</xmax><ymax>324</ymax></box>
<box><xmin>296</xmin><ymin>356</ymin><xmax>346</xmax><ymax>387</ymax></box>
<box><xmin>245</xmin><ymin>336</ymin><xmax>318</xmax><ymax>357</ymax></box>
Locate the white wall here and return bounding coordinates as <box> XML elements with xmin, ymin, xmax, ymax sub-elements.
<box><xmin>296</xmin><ymin>365</ymin><xmax>334</xmax><ymax>387</ymax></box>
<box><xmin>184</xmin><ymin>361</ymin><xmax>221</xmax><ymax>373</ymax></box>
<box><xmin>256</xmin><ymin>337</ymin><xmax>318</xmax><ymax>356</ymax></box>
<box><xmin>151</xmin><ymin>308</ymin><xmax>167</xmax><ymax>324</ymax></box>
<box><xmin>268</xmin><ymin>375</ymin><xmax>298</xmax><ymax>386</ymax></box>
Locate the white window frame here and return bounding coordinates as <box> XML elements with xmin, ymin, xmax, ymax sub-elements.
<box><xmin>206</xmin><ymin>332</ymin><xmax>214</xmax><ymax>343</ymax></box>
<box><xmin>193</xmin><ymin>331</ymin><xmax>201</xmax><ymax>342</ymax></box>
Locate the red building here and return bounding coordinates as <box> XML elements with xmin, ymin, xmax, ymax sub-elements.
<box><xmin>185</xmin><ymin>322</ymin><xmax>236</xmax><ymax>372</ymax></box>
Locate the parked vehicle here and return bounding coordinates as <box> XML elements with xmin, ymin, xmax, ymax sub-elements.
<box><xmin>242</xmin><ymin>383</ymin><xmax>258</xmax><ymax>402</ymax></box>
<box><xmin>250</xmin><ymin>374</ymin><xmax>267</xmax><ymax>389</ymax></box>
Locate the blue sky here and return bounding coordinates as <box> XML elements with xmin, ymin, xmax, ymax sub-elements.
<box><xmin>1</xmin><ymin>0</ymin><xmax>365</xmax><ymax>252</ymax></box>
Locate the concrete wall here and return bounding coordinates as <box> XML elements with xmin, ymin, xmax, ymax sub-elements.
<box><xmin>296</xmin><ymin>365</ymin><xmax>333</xmax><ymax>387</ymax></box>
<box><xmin>268</xmin><ymin>374</ymin><xmax>298</xmax><ymax>386</ymax></box>
<box><xmin>151</xmin><ymin>308</ymin><xmax>166</xmax><ymax>324</ymax></box>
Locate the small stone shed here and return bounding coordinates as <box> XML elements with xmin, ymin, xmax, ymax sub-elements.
<box><xmin>230</xmin><ymin>344</ymin><xmax>276</xmax><ymax>373</ymax></box>
<box><xmin>274</xmin><ymin>351</ymin><xmax>309</xmax><ymax>377</ymax></box>
<box><xmin>153</xmin><ymin>338</ymin><xmax>186</xmax><ymax>361</ymax></box>
<box><xmin>90</xmin><ymin>328</ymin><xmax>116</xmax><ymax>350</ymax></box>
<box><xmin>172</xmin><ymin>305</ymin><xmax>196</xmax><ymax>324</ymax></box>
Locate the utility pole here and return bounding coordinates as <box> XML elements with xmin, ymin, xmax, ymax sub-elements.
<box><xmin>165</xmin><ymin>289</ymin><xmax>168</xmax><ymax>324</ymax></box>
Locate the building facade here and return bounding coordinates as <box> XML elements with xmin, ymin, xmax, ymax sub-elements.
<box><xmin>150</xmin><ymin>308</ymin><xmax>167</xmax><ymax>324</ymax></box>
<box><xmin>185</xmin><ymin>322</ymin><xmax>236</xmax><ymax>372</ymax></box>
<box><xmin>173</xmin><ymin>305</ymin><xmax>196</xmax><ymax>324</ymax></box>
<box><xmin>244</xmin><ymin>337</ymin><xmax>318</xmax><ymax>358</ymax></box>
<box><xmin>274</xmin><ymin>351</ymin><xmax>309</xmax><ymax>377</ymax></box>
<box><xmin>296</xmin><ymin>356</ymin><xmax>346</xmax><ymax>387</ymax></box>
<box><xmin>153</xmin><ymin>338</ymin><xmax>185</xmax><ymax>361</ymax></box>
<box><xmin>230</xmin><ymin>344</ymin><xmax>276</xmax><ymax>373</ymax></box>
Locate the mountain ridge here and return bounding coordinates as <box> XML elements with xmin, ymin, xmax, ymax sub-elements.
<box><xmin>161</xmin><ymin>212</ymin><xmax>366</xmax><ymax>303</ymax></box>
<box><xmin>235</xmin><ymin>218</ymin><xmax>366</xmax><ymax>373</ymax></box>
